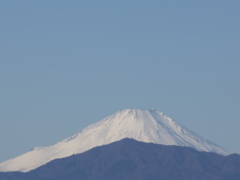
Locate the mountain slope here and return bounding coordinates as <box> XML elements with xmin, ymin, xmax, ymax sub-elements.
<box><xmin>0</xmin><ymin>139</ymin><xmax>239</xmax><ymax>180</ymax></box>
<box><xmin>0</xmin><ymin>109</ymin><xmax>229</xmax><ymax>172</ymax></box>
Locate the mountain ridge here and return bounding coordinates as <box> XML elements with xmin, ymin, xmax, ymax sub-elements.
<box><xmin>0</xmin><ymin>109</ymin><xmax>229</xmax><ymax>172</ymax></box>
<box><xmin>0</xmin><ymin>138</ymin><xmax>239</xmax><ymax>180</ymax></box>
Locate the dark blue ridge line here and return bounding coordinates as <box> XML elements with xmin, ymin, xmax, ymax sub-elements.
<box><xmin>0</xmin><ymin>138</ymin><xmax>240</xmax><ymax>180</ymax></box>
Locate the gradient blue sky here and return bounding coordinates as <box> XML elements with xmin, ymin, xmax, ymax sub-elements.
<box><xmin>1</xmin><ymin>0</ymin><xmax>240</xmax><ymax>162</ymax></box>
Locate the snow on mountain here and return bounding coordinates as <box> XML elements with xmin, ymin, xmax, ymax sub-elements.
<box><xmin>0</xmin><ymin>109</ymin><xmax>229</xmax><ymax>172</ymax></box>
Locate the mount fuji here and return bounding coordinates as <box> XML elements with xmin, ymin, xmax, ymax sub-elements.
<box><xmin>0</xmin><ymin>109</ymin><xmax>229</xmax><ymax>172</ymax></box>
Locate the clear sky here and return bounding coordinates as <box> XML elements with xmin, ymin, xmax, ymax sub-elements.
<box><xmin>1</xmin><ymin>0</ymin><xmax>240</xmax><ymax>163</ymax></box>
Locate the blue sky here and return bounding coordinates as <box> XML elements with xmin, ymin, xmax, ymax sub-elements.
<box><xmin>1</xmin><ymin>0</ymin><xmax>240</xmax><ymax>162</ymax></box>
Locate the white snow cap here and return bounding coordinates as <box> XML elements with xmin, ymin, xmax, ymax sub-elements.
<box><xmin>0</xmin><ymin>109</ymin><xmax>230</xmax><ymax>172</ymax></box>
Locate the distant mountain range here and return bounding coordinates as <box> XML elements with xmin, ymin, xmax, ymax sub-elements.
<box><xmin>0</xmin><ymin>138</ymin><xmax>240</xmax><ymax>180</ymax></box>
<box><xmin>0</xmin><ymin>109</ymin><xmax>229</xmax><ymax>173</ymax></box>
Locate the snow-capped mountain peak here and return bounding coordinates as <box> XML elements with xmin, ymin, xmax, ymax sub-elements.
<box><xmin>0</xmin><ymin>109</ymin><xmax>229</xmax><ymax>172</ymax></box>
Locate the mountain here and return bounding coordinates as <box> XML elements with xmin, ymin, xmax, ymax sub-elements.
<box><xmin>0</xmin><ymin>109</ymin><xmax>229</xmax><ymax>172</ymax></box>
<box><xmin>0</xmin><ymin>139</ymin><xmax>239</xmax><ymax>180</ymax></box>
